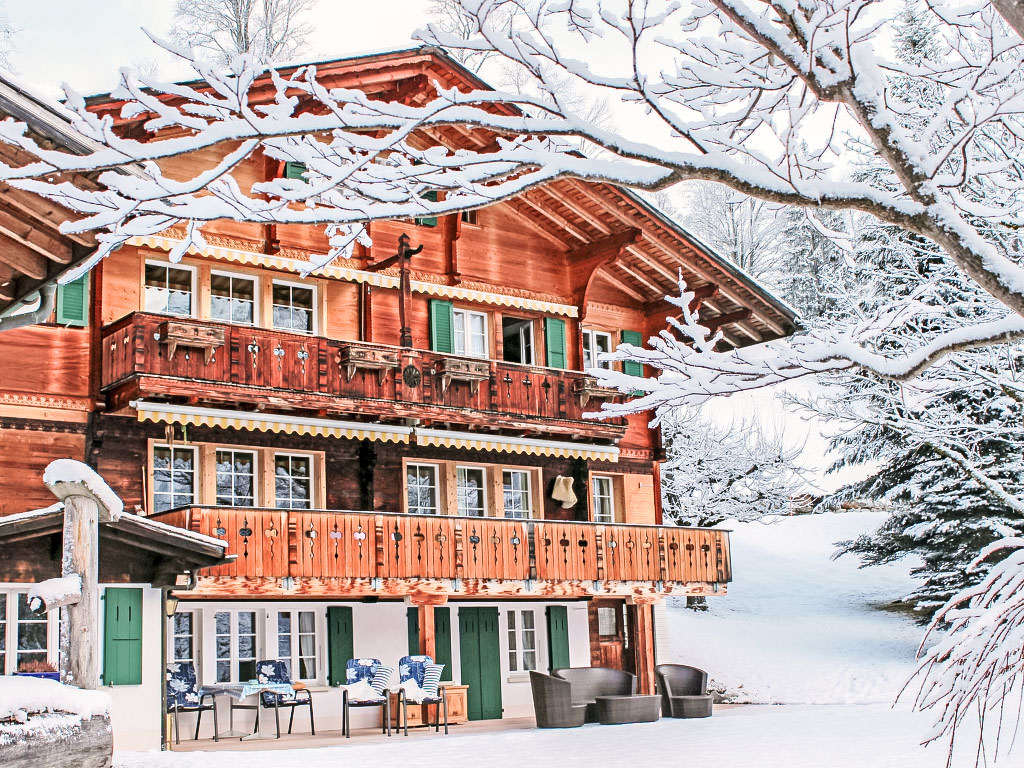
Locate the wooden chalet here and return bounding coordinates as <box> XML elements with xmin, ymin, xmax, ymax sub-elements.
<box><xmin>0</xmin><ymin>48</ymin><xmax>797</xmax><ymax>747</ymax></box>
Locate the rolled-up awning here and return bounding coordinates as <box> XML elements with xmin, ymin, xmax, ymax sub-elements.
<box><xmin>415</xmin><ymin>427</ymin><xmax>619</xmax><ymax>462</ymax></box>
<box><xmin>132</xmin><ymin>401</ymin><xmax>412</xmax><ymax>443</ymax></box>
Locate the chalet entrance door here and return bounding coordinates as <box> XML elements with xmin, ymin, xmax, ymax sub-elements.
<box><xmin>588</xmin><ymin>599</ymin><xmax>628</xmax><ymax>671</ymax></box>
<box><xmin>458</xmin><ymin>607</ymin><xmax>502</xmax><ymax>720</ymax></box>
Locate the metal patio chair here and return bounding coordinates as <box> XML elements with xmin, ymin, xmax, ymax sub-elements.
<box><xmin>255</xmin><ymin>659</ymin><xmax>316</xmax><ymax>737</ymax></box>
<box><xmin>343</xmin><ymin>657</ymin><xmax>393</xmax><ymax>738</ymax></box>
<box><xmin>396</xmin><ymin>654</ymin><xmax>448</xmax><ymax>735</ymax></box>
<box><xmin>166</xmin><ymin>661</ymin><xmax>218</xmax><ymax>743</ymax></box>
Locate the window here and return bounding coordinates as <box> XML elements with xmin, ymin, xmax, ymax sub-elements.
<box><xmin>407</xmin><ymin>463</ymin><xmax>440</xmax><ymax>515</ymax></box>
<box><xmin>507</xmin><ymin>610</ymin><xmax>537</xmax><ymax>672</ymax></box>
<box><xmin>171</xmin><ymin>612</ymin><xmax>194</xmax><ymax>664</ymax></box>
<box><xmin>277</xmin><ymin>610</ymin><xmax>317</xmax><ymax>680</ymax></box>
<box><xmin>597</xmin><ymin>606</ymin><xmax>619</xmax><ymax>637</ymax></box>
<box><xmin>216</xmin><ymin>450</ymin><xmax>256</xmax><ymax>507</ymax></box>
<box><xmin>210</xmin><ymin>272</ymin><xmax>256</xmax><ymax>325</ymax></box>
<box><xmin>502</xmin><ymin>317</ymin><xmax>534</xmax><ymax>365</ymax></box>
<box><xmin>460</xmin><ymin>209</ymin><xmax>478</xmax><ymax>225</ymax></box>
<box><xmin>275</xmin><ymin>454</ymin><xmax>313</xmax><ymax>509</ymax></box>
<box><xmin>282</xmin><ymin>161</ymin><xmax>307</xmax><ymax>179</ymax></box>
<box><xmin>152</xmin><ymin>446</ymin><xmax>195</xmax><ymax>513</ymax></box>
<box><xmin>592</xmin><ymin>475</ymin><xmax>616</xmax><ymax>523</ymax></box>
<box><xmin>456</xmin><ymin>466</ymin><xmax>486</xmax><ymax>517</ymax></box>
<box><xmin>215</xmin><ymin>610</ymin><xmax>257</xmax><ymax>683</ymax></box>
<box><xmin>272</xmin><ymin>281</ymin><xmax>315</xmax><ymax>334</ymax></box>
<box><xmin>16</xmin><ymin>593</ymin><xmax>48</xmax><ymax>670</ymax></box>
<box><xmin>582</xmin><ymin>329</ymin><xmax>612</xmax><ymax>370</ymax></box>
<box><xmin>144</xmin><ymin>263</ymin><xmax>194</xmax><ymax>316</ymax></box>
<box><xmin>502</xmin><ymin>470</ymin><xmax>532</xmax><ymax>519</ymax></box>
<box><xmin>453</xmin><ymin>307</ymin><xmax>487</xmax><ymax>358</ymax></box>
<box><xmin>415</xmin><ymin>190</ymin><xmax>439</xmax><ymax>227</ymax></box>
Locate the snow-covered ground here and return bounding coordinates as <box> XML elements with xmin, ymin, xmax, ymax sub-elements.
<box><xmin>115</xmin><ymin>512</ymin><xmax>995</xmax><ymax>768</ymax></box>
<box><xmin>666</xmin><ymin>511</ymin><xmax>924</xmax><ymax>704</ymax></box>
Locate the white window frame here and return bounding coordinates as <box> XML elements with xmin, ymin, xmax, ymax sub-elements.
<box><xmin>213</xmin><ymin>609</ymin><xmax>259</xmax><ymax>683</ymax></box>
<box><xmin>0</xmin><ymin>590</ymin><xmax>59</xmax><ymax>675</ymax></box>
<box><xmin>144</xmin><ymin>260</ymin><xmax>197</xmax><ymax>318</ymax></box>
<box><xmin>215</xmin><ymin>449</ymin><xmax>258</xmax><ymax>507</ymax></box>
<box><xmin>582</xmin><ymin>328</ymin><xmax>613</xmax><ymax>370</ymax></box>
<box><xmin>591</xmin><ymin>475</ymin><xmax>616</xmax><ymax>523</ymax></box>
<box><xmin>502</xmin><ymin>317</ymin><xmax>535</xmax><ymax>365</ymax></box>
<box><xmin>502</xmin><ymin>469</ymin><xmax>533</xmax><ymax>519</ymax></box>
<box><xmin>271</xmin><ymin>279</ymin><xmax>318</xmax><ymax>335</ymax></box>
<box><xmin>456</xmin><ymin>465</ymin><xmax>487</xmax><ymax>517</ymax></box>
<box><xmin>152</xmin><ymin>444</ymin><xmax>197</xmax><ymax>513</ymax></box>
<box><xmin>273</xmin><ymin>453</ymin><xmax>314</xmax><ymax>510</ymax></box>
<box><xmin>209</xmin><ymin>269</ymin><xmax>258</xmax><ymax>326</ymax></box>
<box><xmin>406</xmin><ymin>462</ymin><xmax>441</xmax><ymax>515</ymax></box>
<box><xmin>506</xmin><ymin>609</ymin><xmax>538</xmax><ymax>673</ymax></box>
<box><xmin>170</xmin><ymin>611</ymin><xmax>195</xmax><ymax>664</ymax></box>
<box><xmin>452</xmin><ymin>307</ymin><xmax>488</xmax><ymax>358</ymax></box>
<box><xmin>275</xmin><ymin>609</ymin><xmax>318</xmax><ymax>682</ymax></box>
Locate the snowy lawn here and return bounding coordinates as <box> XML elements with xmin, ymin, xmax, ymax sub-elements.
<box><xmin>666</xmin><ymin>511</ymin><xmax>924</xmax><ymax>704</ymax></box>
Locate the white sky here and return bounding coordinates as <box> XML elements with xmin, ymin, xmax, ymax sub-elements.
<box><xmin>4</xmin><ymin>1</ymin><xmax>434</xmax><ymax>97</ymax></box>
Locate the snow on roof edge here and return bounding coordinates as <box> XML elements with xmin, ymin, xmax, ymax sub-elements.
<box><xmin>42</xmin><ymin>459</ymin><xmax>124</xmax><ymax>518</ymax></box>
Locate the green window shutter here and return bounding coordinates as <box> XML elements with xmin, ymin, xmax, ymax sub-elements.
<box><xmin>283</xmin><ymin>161</ymin><xmax>307</xmax><ymax>179</ymax></box>
<box><xmin>435</xmin><ymin>607</ymin><xmax>453</xmax><ymax>681</ymax></box>
<box><xmin>327</xmin><ymin>606</ymin><xmax>354</xmax><ymax>686</ymax></box>
<box><xmin>56</xmin><ymin>274</ymin><xmax>89</xmax><ymax>327</ymax></box>
<box><xmin>103</xmin><ymin>588</ymin><xmax>142</xmax><ymax>685</ymax></box>
<box><xmin>544</xmin><ymin>317</ymin><xmax>566</xmax><ymax>369</ymax></box>
<box><xmin>407</xmin><ymin>606</ymin><xmax>419</xmax><ymax>655</ymax></box>
<box><xmin>415</xmin><ymin>190</ymin><xmax>439</xmax><ymax>227</ymax></box>
<box><xmin>430</xmin><ymin>299</ymin><xmax>454</xmax><ymax>353</ymax></box>
<box><xmin>620</xmin><ymin>330</ymin><xmax>643</xmax><ymax>377</ymax></box>
<box><xmin>546</xmin><ymin>605</ymin><xmax>570</xmax><ymax>673</ymax></box>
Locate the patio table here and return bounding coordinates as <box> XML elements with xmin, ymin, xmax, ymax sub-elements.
<box><xmin>200</xmin><ymin>682</ymin><xmax>297</xmax><ymax>740</ymax></box>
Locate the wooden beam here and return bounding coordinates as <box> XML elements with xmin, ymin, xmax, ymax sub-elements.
<box><xmin>0</xmin><ymin>237</ymin><xmax>49</xmax><ymax>279</ymax></box>
<box><xmin>0</xmin><ymin>204</ymin><xmax>72</xmax><ymax>263</ymax></box>
<box><xmin>418</xmin><ymin>604</ymin><xmax>436</xmax><ymax>660</ymax></box>
<box><xmin>518</xmin><ymin>193</ymin><xmax>591</xmax><ymax>242</ymax></box>
<box><xmin>501</xmin><ymin>199</ymin><xmax>568</xmax><ymax>248</ymax></box>
<box><xmin>625</xmin><ymin>245</ymin><xmax>677</xmax><ymax>283</ymax></box>
<box><xmin>0</xmin><ymin>183</ymin><xmax>95</xmax><ymax>247</ymax></box>
<box><xmin>614</xmin><ymin>262</ymin><xmax>662</xmax><ymax>295</ymax></box>
<box><xmin>568</xmin><ymin>227</ymin><xmax>642</xmax><ymax>260</ymax></box>
<box><xmin>592</xmin><ymin>268</ymin><xmax>645</xmax><ymax>302</ymax></box>
<box><xmin>705</xmin><ymin>308</ymin><xmax>753</xmax><ymax>334</ymax></box>
<box><xmin>629</xmin><ymin>602</ymin><xmax>657</xmax><ymax>695</ymax></box>
<box><xmin>544</xmin><ymin>184</ymin><xmax>611</xmax><ymax>234</ymax></box>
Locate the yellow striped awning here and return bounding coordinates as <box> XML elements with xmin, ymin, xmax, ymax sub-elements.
<box><xmin>129</xmin><ymin>235</ymin><xmax>578</xmax><ymax>317</ymax></box>
<box><xmin>415</xmin><ymin>428</ymin><xmax>619</xmax><ymax>462</ymax></box>
<box><xmin>132</xmin><ymin>401</ymin><xmax>412</xmax><ymax>443</ymax></box>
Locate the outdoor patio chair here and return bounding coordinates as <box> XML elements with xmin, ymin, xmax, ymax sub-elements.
<box><xmin>166</xmin><ymin>661</ymin><xmax>218</xmax><ymax>744</ymax></box>
<box><xmin>655</xmin><ymin>663</ymin><xmax>713</xmax><ymax>718</ymax></box>
<box><xmin>255</xmin><ymin>659</ymin><xmax>316</xmax><ymax>737</ymax></box>
<box><xmin>553</xmin><ymin>667</ymin><xmax>637</xmax><ymax>722</ymax></box>
<box><xmin>396</xmin><ymin>654</ymin><xmax>448</xmax><ymax>736</ymax></box>
<box><xmin>343</xmin><ymin>658</ymin><xmax>393</xmax><ymax>738</ymax></box>
<box><xmin>529</xmin><ymin>671</ymin><xmax>586</xmax><ymax>728</ymax></box>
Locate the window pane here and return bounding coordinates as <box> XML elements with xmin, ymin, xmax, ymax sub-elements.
<box><xmin>216</xmin><ymin>450</ymin><xmax>255</xmax><ymax>507</ymax></box>
<box><xmin>238</xmin><ymin>611</ymin><xmax>256</xmax><ymax>637</ymax></box>
<box><xmin>597</xmin><ymin>607</ymin><xmax>617</xmax><ymax>637</ymax></box>
<box><xmin>153</xmin><ymin>447</ymin><xmax>195</xmax><ymax>513</ymax></box>
<box><xmin>457</xmin><ymin>467</ymin><xmax>485</xmax><ymax>516</ymax></box>
<box><xmin>407</xmin><ymin>464</ymin><xmax>438</xmax><ymax>514</ymax></box>
<box><xmin>272</xmin><ymin>283</ymin><xmax>314</xmax><ymax>333</ymax></box>
<box><xmin>275</xmin><ymin>456</ymin><xmax>312</xmax><ymax>509</ymax></box>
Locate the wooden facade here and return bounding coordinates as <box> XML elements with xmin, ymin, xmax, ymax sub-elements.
<box><xmin>0</xmin><ymin>48</ymin><xmax>797</xmax><ymax>701</ymax></box>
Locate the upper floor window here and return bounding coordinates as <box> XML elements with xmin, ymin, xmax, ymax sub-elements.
<box><xmin>275</xmin><ymin>454</ymin><xmax>313</xmax><ymax>509</ymax></box>
<box><xmin>460</xmin><ymin>209</ymin><xmax>479</xmax><ymax>225</ymax></box>
<box><xmin>407</xmin><ymin>463</ymin><xmax>440</xmax><ymax>515</ymax></box>
<box><xmin>210</xmin><ymin>272</ymin><xmax>256</xmax><ymax>325</ymax></box>
<box><xmin>456</xmin><ymin>466</ymin><xmax>486</xmax><ymax>517</ymax></box>
<box><xmin>216</xmin><ymin>450</ymin><xmax>256</xmax><ymax>507</ymax></box>
<box><xmin>144</xmin><ymin>262</ymin><xmax>194</xmax><ymax>317</ymax></box>
<box><xmin>582</xmin><ymin>329</ymin><xmax>612</xmax><ymax>370</ymax></box>
<box><xmin>502</xmin><ymin>317</ymin><xmax>534</xmax><ymax>365</ymax></box>
<box><xmin>592</xmin><ymin>475</ymin><xmax>616</xmax><ymax>523</ymax></box>
<box><xmin>153</xmin><ymin>446</ymin><xmax>196</xmax><ymax>513</ymax></box>
<box><xmin>503</xmin><ymin>469</ymin><xmax>532</xmax><ymax>519</ymax></box>
<box><xmin>453</xmin><ymin>308</ymin><xmax>487</xmax><ymax>358</ymax></box>
<box><xmin>272</xmin><ymin>281</ymin><xmax>316</xmax><ymax>334</ymax></box>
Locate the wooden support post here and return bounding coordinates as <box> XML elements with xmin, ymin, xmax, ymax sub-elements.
<box><xmin>627</xmin><ymin>598</ymin><xmax>658</xmax><ymax>695</ymax></box>
<box><xmin>417</xmin><ymin>604</ymin><xmax>436</xmax><ymax>660</ymax></box>
<box><xmin>59</xmin><ymin>494</ymin><xmax>100</xmax><ymax>689</ymax></box>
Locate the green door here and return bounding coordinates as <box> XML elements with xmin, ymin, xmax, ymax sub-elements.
<box><xmin>546</xmin><ymin>605</ymin><xmax>570</xmax><ymax>673</ymax></box>
<box><xmin>327</xmin><ymin>606</ymin><xmax>353</xmax><ymax>686</ymax></box>
<box><xmin>103</xmin><ymin>588</ymin><xmax>142</xmax><ymax>685</ymax></box>
<box><xmin>459</xmin><ymin>607</ymin><xmax>502</xmax><ymax>720</ymax></box>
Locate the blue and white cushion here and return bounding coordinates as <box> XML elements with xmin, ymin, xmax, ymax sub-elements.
<box><xmin>166</xmin><ymin>662</ymin><xmax>202</xmax><ymax>709</ymax></box>
<box><xmin>422</xmin><ymin>663</ymin><xmax>444</xmax><ymax>699</ymax></box>
<box><xmin>370</xmin><ymin>665</ymin><xmax>394</xmax><ymax>696</ymax></box>
<box><xmin>256</xmin><ymin>660</ymin><xmax>296</xmax><ymax>706</ymax></box>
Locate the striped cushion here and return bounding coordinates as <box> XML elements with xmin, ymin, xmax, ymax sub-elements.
<box><xmin>370</xmin><ymin>665</ymin><xmax>393</xmax><ymax>695</ymax></box>
<box><xmin>422</xmin><ymin>663</ymin><xmax>444</xmax><ymax>698</ymax></box>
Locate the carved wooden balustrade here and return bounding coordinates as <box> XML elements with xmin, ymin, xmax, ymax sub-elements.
<box><xmin>153</xmin><ymin>507</ymin><xmax>731</xmax><ymax>589</ymax></box>
<box><xmin>101</xmin><ymin>312</ymin><xmax>626</xmax><ymax>439</ymax></box>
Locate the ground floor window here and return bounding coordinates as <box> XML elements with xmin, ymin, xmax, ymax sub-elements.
<box><xmin>0</xmin><ymin>591</ymin><xmax>57</xmax><ymax>674</ymax></box>
<box><xmin>507</xmin><ymin>609</ymin><xmax>537</xmax><ymax>672</ymax></box>
<box><xmin>215</xmin><ymin>610</ymin><xmax>257</xmax><ymax>683</ymax></box>
<box><xmin>277</xmin><ymin>610</ymin><xmax>317</xmax><ymax>680</ymax></box>
<box><xmin>171</xmin><ymin>612</ymin><xmax>194</xmax><ymax>664</ymax></box>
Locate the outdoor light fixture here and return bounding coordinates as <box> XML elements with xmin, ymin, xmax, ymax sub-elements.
<box><xmin>164</xmin><ymin>595</ymin><xmax>179</xmax><ymax>617</ymax></box>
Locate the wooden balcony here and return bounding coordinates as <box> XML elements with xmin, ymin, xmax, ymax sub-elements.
<box><xmin>101</xmin><ymin>312</ymin><xmax>626</xmax><ymax>440</ymax></box>
<box><xmin>153</xmin><ymin>506</ymin><xmax>731</xmax><ymax>600</ymax></box>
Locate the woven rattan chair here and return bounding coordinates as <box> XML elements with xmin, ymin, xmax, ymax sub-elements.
<box><xmin>655</xmin><ymin>664</ymin><xmax>713</xmax><ymax>718</ymax></box>
<box><xmin>529</xmin><ymin>671</ymin><xmax>587</xmax><ymax>728</ymax></box>
<box><xmin>553</xmin><ymin>667</ymin><xmax>636</xmax><ymax>722</ymax></box>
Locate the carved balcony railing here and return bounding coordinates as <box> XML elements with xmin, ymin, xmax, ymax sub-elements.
<box><xmin>101</xmin><ymin>312</ymin><xmax>626</xmax><ymax>439</ymax></box>
<box><xmin>152</xmin><ymin>506</ymin><xmax>731</xmax><ymax>588</ymax></box>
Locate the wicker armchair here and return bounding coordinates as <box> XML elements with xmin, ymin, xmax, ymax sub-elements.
<box><xmin>529</xmin><ymin>671</ymin><xmax>587</xmax><ymax>728</ymax></box>
<box><xmin>655</xmin><ymin>664</ymin><xmax>713</xmax><ymax>718</ymax></box>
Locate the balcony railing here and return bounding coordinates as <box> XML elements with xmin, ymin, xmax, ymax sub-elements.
<box><xmin>153</xmin><ymin>506</ymin><xmax>732</xmax><ymax>587</ymax></box>
<box><xmin>101</xmin><ymin>312</ymin><xmax>626</xmax><ymax>438</ymax></box>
